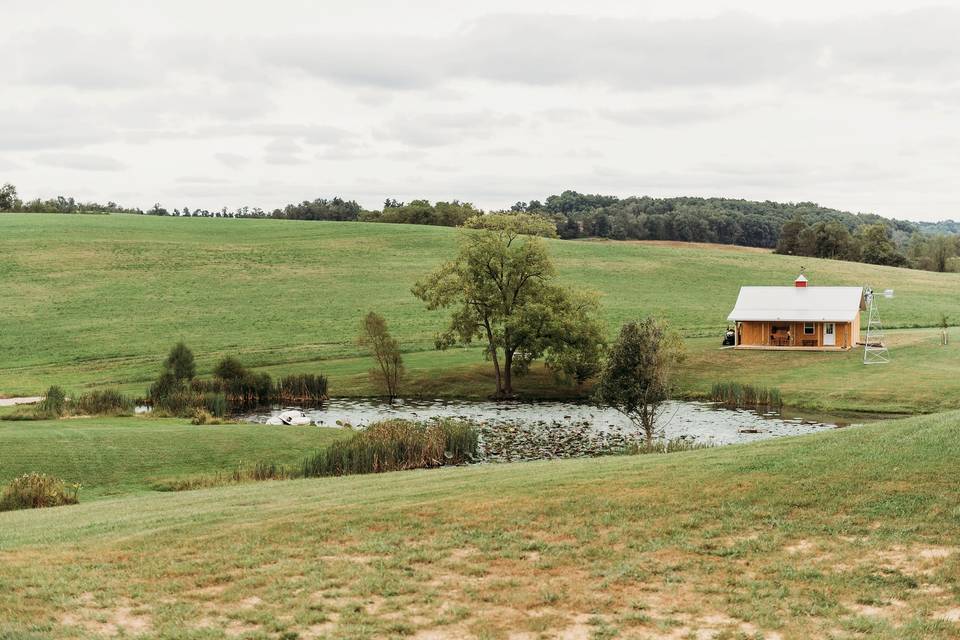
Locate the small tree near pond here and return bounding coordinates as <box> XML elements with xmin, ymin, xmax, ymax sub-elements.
<box><xmin>594</xmin><ymin>318</ymin><xmax>685</xmax><ymax>448</ymax></box>
<box><xmin>358</xmin><ymin>311</ymin><xmax>404</xmax><ymax>401</ymax></box>
<box><xmin>413</xmin><ymin>213</ymin><xmax>606</xmax><ymax>398</ymax></box>
<box><xmin>164</xmin><ymin>341</ymin><xmax>196</xmax><ymax>381</ymax></box>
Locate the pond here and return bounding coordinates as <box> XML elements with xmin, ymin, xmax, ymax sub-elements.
<box><xmin>242</xmin><ymin>399</ymin><xmax>868</xmax><ymax>462</ymax></box>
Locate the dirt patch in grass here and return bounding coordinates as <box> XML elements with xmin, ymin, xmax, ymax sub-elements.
<box><xmin>60</xmin><ymin>598</ymin><xmax>152</xmax><ymax>637</ymax></box>
<box><xmin>869</xmin><ymin>544</ymin><xmax>957</xmax><ymax>576</ymax></box>
<box><xmin>784</xmin><ymin>539</ymin><xmax>815</xmax><ymax>554</ymax></box>
<box><xmin>848</xmin><ymin>599</ymin><xmax>908</xmax><ymax>620</ymax></box>
<box><xmin>934</xmin><ymin>608</ymin><xmax>960</xmax><ymax>622</ymax></box>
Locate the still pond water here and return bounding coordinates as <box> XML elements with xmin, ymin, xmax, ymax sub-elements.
<box><xmin>243</xmin><ymin>399</ymin><xmax>866</xmax><ymax>461</ymax></box>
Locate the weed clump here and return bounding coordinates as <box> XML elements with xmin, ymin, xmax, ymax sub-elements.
<box><xmin>0</xmin><ymin>473</ymin><xmax>80</xmax><ymax>511</ymax></box>
<box><xmin>37</xmin><ymin>385</ymin><xmax>68</xmax><ymax>418</ymax></box>
<box><xmin>72</xmin><ymin>389</ymin><xmax>134</xmax><ymax>416</ymax></box>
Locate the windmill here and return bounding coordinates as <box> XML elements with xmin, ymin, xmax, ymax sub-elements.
<box><xmin>863</xmin><ymin>287</ymin><xmax>894</xmax><ymax>365</ymax></box>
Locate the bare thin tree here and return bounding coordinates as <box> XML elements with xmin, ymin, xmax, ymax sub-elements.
<box><xmin>358</xmin><ymin>311</ymin><xmax>404</xmax><ymax>401</ymax></box>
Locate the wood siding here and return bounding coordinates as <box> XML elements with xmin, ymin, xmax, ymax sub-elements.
<box><xmin>735</xmin><ymin>313</ymin><xmax>860</xmax><ymax>350</ymax></box>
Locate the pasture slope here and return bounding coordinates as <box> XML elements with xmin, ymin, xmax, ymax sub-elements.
<box><xmin>1</xmin><ymin>213</ymin><xmax>959</xmax><ymax>412</ymax></box>
<box><xmin>1</xmin><ymin>214</ymin><xmax>960</xmax><ymax>639</ymax></box>
<box><xmin>1</xmin><ymin>411</ymin><xmax>959</xmax><ymax>639</ymax></box>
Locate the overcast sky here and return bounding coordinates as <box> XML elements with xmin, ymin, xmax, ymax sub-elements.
<box><xmin>4</xmin><ymin>0</ymin><xmax>960</xmax><ymax>220</ymax></box>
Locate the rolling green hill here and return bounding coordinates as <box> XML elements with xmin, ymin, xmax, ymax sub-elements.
<box><xmin>1</xmin><ymin>411</ymin><xmax>958</xmax><ymax>639</ymax></box>
<box><xmin>1</xmin><ymin>214</ymin><xmax>959</xmax><ymax>411</ymax></box>
<box><xmin>0</xmin><ymin>417</ymin><xmax>347</xmax><ymax>499</ymax></box>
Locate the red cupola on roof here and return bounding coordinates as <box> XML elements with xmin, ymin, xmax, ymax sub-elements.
<box><xmin>794</xmin><ymin>273</ymin><xmax>808</xmax><ymax>288</ymax></box>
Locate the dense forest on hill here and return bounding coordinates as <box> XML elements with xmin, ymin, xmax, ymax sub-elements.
<box><xmin>2</xmin><ymin>181</ymin><xmax>958</xmax><ymax>272</ymax></box>
<box><xmin>516</xmin><ymin>192</ymin><xmax>918</xmax><ymax>245</ymax></box>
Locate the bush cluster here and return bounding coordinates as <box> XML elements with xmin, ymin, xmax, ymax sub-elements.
<box><xmin>147</xmin><ymin>345</ymin><xmax>328</xmax><ymax>417</ymax></box>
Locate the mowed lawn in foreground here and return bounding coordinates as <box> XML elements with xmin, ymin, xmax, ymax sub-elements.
<box><xmin>0</xmin><ymin>417</ymin><xmax>347</xmax><ymax>499</ymax></box>
<box><xmin>2</xmin><ymin>213</ymin><xmax>959</xmax><ymax>406</ymax></box>
<box><xmin>1</xmin><ymin>412</ymin><xmax>959</xmax><ymax>639</ymax></box>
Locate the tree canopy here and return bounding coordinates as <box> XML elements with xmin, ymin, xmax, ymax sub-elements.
<box><xmin>412</xmin><ymin>216</ymin><xmax>605</xmax><ymax>397</ymax></box>
<box><xmin>593</xmin><ymin>318</ymin><xmax>685</xmax><ymax>447</ymax></box>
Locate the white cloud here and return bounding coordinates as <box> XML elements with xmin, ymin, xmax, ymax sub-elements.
<box><xmin>214</xmin><ymin>153</ymin><xmax>250</xmax><ymax>169</ymax></box>
<box><xmin>2</xmin><ymin>2</ymin><xmax>960</xmax><ymax>220</ymax></box>
<box><xmin>33</xmin><ymin>153</ymin><xmax>127</xmax><ymax>172</ymax></box>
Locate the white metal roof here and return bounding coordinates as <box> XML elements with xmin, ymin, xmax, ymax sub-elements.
<box><xmin>727</xmin><ymin>286</ymin><xmax>865</xmax><ymax>322</ymax></box>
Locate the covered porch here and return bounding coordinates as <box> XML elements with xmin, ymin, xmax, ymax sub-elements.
<box><xmin>734</xmin><ymin>320</ymin><xmax>856</xmax><ymax>350</ymax></box>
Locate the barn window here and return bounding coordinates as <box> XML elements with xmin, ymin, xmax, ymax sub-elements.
<box><xmin>804</xmin><ymin>323</ymin><xmax>815</xmax><ymax>335</ymax></box>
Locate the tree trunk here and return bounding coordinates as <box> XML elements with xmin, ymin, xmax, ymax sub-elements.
<box><xmin>503</xmin><ymin>349</ymin><xmax>514</xmax><ymax>397</ymax></box>
<box><xmin>642</xmin><ymin>410</ymin><xmax>654</xmax><ymax>450</ymax></box>
<box><xmin>490</xmin><ymin>346</ymin><xmax>503</xmax><ymax>396</ymax></box>
<box><xmin>482</xmin><ymin>319</ymin><xmax>503</xmax><ymax>397</ymax></box>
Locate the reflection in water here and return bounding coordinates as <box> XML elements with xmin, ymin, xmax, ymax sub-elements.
<box><xmin>243</xmin><ymin>398</ymin><xmax>862</xmax><ymax>447</ymax></box>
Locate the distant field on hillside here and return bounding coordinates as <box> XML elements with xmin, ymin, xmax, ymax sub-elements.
<box><xmin>1</xmin><ymin>214</ymin><xmax>959</xmax><ymax>405</ymax></box>
<box><xmin>1</xmin><ymin>411</ymin><xmax>958</xmax><ymax>638</ymax></box>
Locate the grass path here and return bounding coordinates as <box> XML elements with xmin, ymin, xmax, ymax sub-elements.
<box><xmin>1</xmin><ymin>411</ymin><xmax>959</xmax><ymax>638</ymax></box>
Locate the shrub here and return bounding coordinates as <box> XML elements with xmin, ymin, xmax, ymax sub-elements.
<box><xmin>149</xmin><ymin>372</ymin><xmax>182</xmax><ymax>404</ymax></box>
<box><xmin>0</xmin><ymin>473</ymin><xmax>80</xmax><ymax>511</ymax></box>
<box><xmin>213</xmin><ymin>356</ymin><xmax>247</xmax><ymax>382</ymax></box>
<box><xmin>191</xmin><ymin>408</ymin><xmax>213</xmax><ymax>425</ymax></box>
<box><xmin>38</xmin><ymin>385</ymin><xmax>68</xmax><ymax>418</ymax></box>
<box><xmin>72</xmin><ymin>389</ymin><xmax>134</xmax><ymax>416</ymax></box>
<box><xmin>190</xmin><ymin>402</ymin><xmax>231</xmax><ymax>425</ymax></box>
<box><xmin>302</xmin><ymin>419</ymin><xmax>478</xmax><ymax>478</ymax></box>
<box><xmin>150</xmin><ymin>385</ymin><xmax>195</xmax><ymax>417</ymax></box>
<box><xmin>164</xmin><ymin>341</ymin><xmax>196</xmax><ymax>381</ymax></box>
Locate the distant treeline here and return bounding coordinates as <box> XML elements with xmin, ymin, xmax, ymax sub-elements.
<box><xmin>3</xmin><ymin>181</ymin><xmax>958</xmax><ymax>271</ymax></box>
<box><xmin>512</xmin><ymin>191</ymin><xmax>959</xmax><ymax>271</ymax></box>
<box><xmin>0</xmin><ymin>184</ymin><xmax>142</xmax><ymax>215</ymax></box>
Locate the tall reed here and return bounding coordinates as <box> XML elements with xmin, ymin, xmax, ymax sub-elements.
<box><xmin>275</xmin><ymin>374</ymin><xmax>328</xmax><ymax>405</ymax></box>
<box><xmin>710</xmin><ymin>381</ymin><xmax>783</xmax><ymax>409</ymax></box>
<box><xmin>302</xmin><ymin>419</ymin><xmax>478</xmax><ymax>478</ymax></box>
<box><xmin>72</xmin><ymin>389</ymin><xmax>134</xmax><ymax>416</ymax></box>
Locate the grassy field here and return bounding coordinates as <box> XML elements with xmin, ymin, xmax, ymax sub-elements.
<box><xmin>0</xmin><ymin>417</ymin><xmax>347</xmax><ymax>499</ymax></box>
<box><xmin>2</xmin><ymin>214</ymin><xmax>960</xmax><ymax>412</ymax></box>
<box><xmin>1</xmin><ymin>411</ymin><xmax>959</xmax><ymax>639</ymax></box>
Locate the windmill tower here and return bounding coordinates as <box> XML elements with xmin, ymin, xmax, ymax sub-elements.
<box><xmin>863</xmin><ymin>287</ymin><xmax>893</xmax><ymax>365</ymax></box>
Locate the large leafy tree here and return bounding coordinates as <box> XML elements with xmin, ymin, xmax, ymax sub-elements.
<box><xmin>593</xmin><ymin>318</ymin><xmax>685</xmax><ymax>448</ymax></box>
<box><xmin>412</xmin><ymin>214</ymin><xmax>605</xmax><ymax>398</ymax></box>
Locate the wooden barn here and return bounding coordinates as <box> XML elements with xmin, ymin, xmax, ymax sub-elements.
<box><xmin>727</xmin><ymin>275</ymin><xmax>865</xmax><ymax>350</ymax></box>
